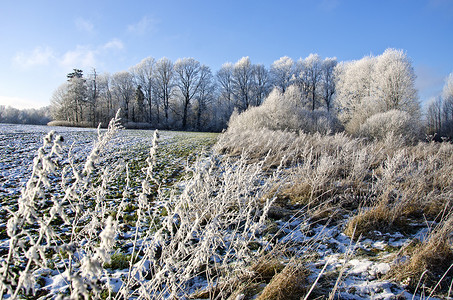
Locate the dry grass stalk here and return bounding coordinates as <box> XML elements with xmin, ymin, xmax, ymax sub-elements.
<box><xmin>392</xmin><ymin>213</ymin><xmax>453</xmax><ymax>295</ymax></box>
<box><xmin>257</xmin><ymin>261</ymin><xmax>309</xmax><ymax>300</ymax></box>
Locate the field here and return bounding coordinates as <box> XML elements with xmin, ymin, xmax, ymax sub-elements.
<box><xmin>0</xmin><ymin>118</ymin><xmax>452</xmax><ymax>299</ymax></box>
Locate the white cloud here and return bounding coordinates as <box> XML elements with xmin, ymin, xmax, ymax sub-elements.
<box><xmin>127</xmin><ymin>16</ymin><xmax>157</xmax><ymax>35</ymax></box>
<box><xmin>75</xmin><ymin>18</ymin><xmax>94</xmax><ymax>33</ymax></box>
<box><xmin>12</xmin><ymin>37</ymin><xmax>124</xmax><ymax>75</ymax></box>
<box><xmin>103</xmin><ymin>38</ymin><xmax>124</xmax><ymax>50</ymax></box>
<box><xmin>13</xmin><ymin>46</ymin><xmax>55</xmax><ymax>68</ymax></box>
<box><xmin>60</xmin><ymin>45</ymin><xmax>96</xmax><ymax>69</ymax></box>
<box><xmin>59</xmin><ymin>38</ymin><xmax>124</xmax><ymax>69</ymax></box>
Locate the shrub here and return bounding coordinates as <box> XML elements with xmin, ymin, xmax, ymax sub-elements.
<box><xmin>227</xmin><ymin>85</ymin><xmax>341</xmax><ymax>134</ymax></box>
<box><xmin>358</xmin><ymin>109</ymin><xmax>420</xmax><ymax>142</ymax></box>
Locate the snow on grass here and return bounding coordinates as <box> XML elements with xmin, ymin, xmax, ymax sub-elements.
<box><xmin>0</xmin><ymin>123</ymin><xmax>220</xmax><ymax>299</ymax></box>
<box><xmin>1</xmin><ymin>122</ymin><xmax>452</xmax><ymax>299</ymax></box>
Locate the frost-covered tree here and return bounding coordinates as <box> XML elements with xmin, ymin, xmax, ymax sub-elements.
<box><xmin>291</xmin><ymin>54</ymin><xmax>329</xmax><ymax>111</ymax></box>
<box><xmin>50</xmin><ymin>83</ymin><xmax>71</xmax><ymax>121</ymax></box>
<box><xmin>427</xmin><ymin>73</ymin><xmax>453</xmax><ymax>139</ymax></box>
<box><xmin>67</xmin><ymin>70</ymin><xmax>89</xmax><ymax>123</ymax></box>
<box><xmin>321</xmin><ymin>57</ymin><xmax>337</xmax><ymax>112</ymax></box>
<box><xmin>294</xmin><ymin>58</ymin><xmax>310</xmax><ymax>100</ymax></box>
<box><xmin>335</xmin><ymin>56</ymin><xmax>376</xmax><ymax>131</ymax></box>
<box><xmin>174</xmin><ymin>58</ymin><xmax>201</xmax><ymax>129</ymax></box>
<box><xmin>86</xmin><ymin>68</ymin><xmax>99</xmax><ymax>126</ymax></box>
<box><xmin>442</xmin><ymin>73</ymin><xmax>453</xmax><ymax>137</ymax></box>
<box><xmin>335</xmin><ymin>49</ymin><xmax>420</xmax><ymax>138</ymax></box>
<box><xmin>444</xmin><ymin>73</ymin><xmax>453</xmax><ymax>102</ymax></box>
<box><xmin>270</xmin><ymin>56</ymin><xmax>294</xmax><ymax>93</ymax></box>
<box><xmin>154</xmin><ymin>57</ymin><xmax>175</xmax><ymax>127</ymax></box>
<box><xmin>232</xmin><ymin>56</ymin><xmax>255</xmax><ymax>111</ymax></box>
<box><xmin>216</xmin><ymin>62</ymin><xmax>235</xmax><ymax>124</ymax></box>
<box><xmin>96</xmin><ymin>73</ymin><xmax>115</xmax><ymax>126</ymax></box>
<box><xmin>50</xmin><ymin>83</ymin><xmax>70</xmax><ymax>122</ymax></box>
<box><xmin>304</xmin><ymin>54</ymin><xmax>323</xmax><ymax>111</ymax></box>
<box><xmin>373</xmin><ymin>49</ymin><xmax>419</xmax><ymax>115</ymax></box>
<box><xmin>49</xmin><ymin>69</ymin><xmax>93</xmax><ymax>125</ymax></box>
<box><xmin>133</xmin><ymin>85</ymin><xmax>145</xmax><ymax>123</ymax></box>
<box><xmin>64</xmin><ymin>69</ymin><xmax>86</xmax><ymax>123</ymax></box>
<box><xmin>111</xmin><ymin>71</ymin><xmax>135</xmax><ymax>122</ymax></box>
<box><xmin>195</xmin><ymin>65</ymin><xmax>214</xmax><ymax>130</ymax></box>
<box><xmin>252</xmin><ymin>64</ymin><xmax>270</xmax><ymax>106</ymax></box>
<box><xmin>130</xmin><ymin>57</ymin><xmax>156</xmax><ymax>123</ymax></box>
<box><xmin>427</xmin><ymin>96</ymin><xmax>443</xmax><ymax>136</ymax></box>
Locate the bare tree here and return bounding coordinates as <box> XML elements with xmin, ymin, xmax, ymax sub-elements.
<box><xmin>97</xmin><ymin>73</ymin><xmax>115</xmax><ymax>126</ymax></box>
<box><xmin>232</xmin><ymin>57</ymin><xmax>254</xmax><ymax>111</ymax></box>
<box><xmin>195</xmin><ymin>65</ymin><xmax>214</xmax><ymax>130</ymax></box>
<box><xmin>304</xmin><ymin>54</ymin><xmax>323</xmax><ymax>111</ymax></box>
<box><xmin>86</xmin><ymin>68</ymin><xmax>99</xmax><ymax>126</ymax></box>
<box><xmin>133</xmin><ymin>85</ymin><xmax>146</xmax><ymax>123</ymax></box>
<box><xmin>216</xmin><ymin>62</ymin><xmax>235</xmax><ymax>123</ymax></box>
<box><xmin>112</xmin><ymin>71</ymin><xmax>135</xmax><ymax>122</ymax></box>
<box><xmin>270</xmin><ymin>56</ymin><xmax>294</xmax><ymax>93</ymax></box>
<box><xmin>321</xmin><ymin>57</ymin><xmax>337</xmax><ymax>112</ymax></box>
<box><xmin>174</xmin><ymin>58</ymin><xmax>201</xmax><ymax>129</ymax></box>
<box><xmin>50</xmin><ymin>83</ymin><xmax>71</xmax><ymax>122</ymax></box>
<box><xmin>426</xmin><ymin>73</ymin><xmax>453</xmax><ymax>139</ymax></box>
<box><xmin>252</xmin><ymin>64</ymin><xmax>270</xmax><ymax>106</ymax></box>
<box><xmin>427</xmin><ymin>96</ymin><xmax>443</xmax><ymax>136</ymax></box>
<box><xmin>130</xmin><ymin>57</ymin><xmax>155</xmax><ymax>124</ymax></box>
<box><xmin>154</xmin><ymin>57</ymin><xmax>174</xmax><ymax>128</ymax></box>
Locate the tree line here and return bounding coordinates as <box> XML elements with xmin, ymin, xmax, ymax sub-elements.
<box><xmin>49</xmin><ymin>49</ymin><xmax>453</xmax><ymax>140</ymax></box>
<box><xmin>0</xmin><ymin>105</ymin><xmax>51</xmax><ymax>125</ymax></box>
<box><xmin>50</xmin><ymin>55</ymin><xmax>338</xmax><ymax>131</ymax></box>
<box><xmin>426</xmin><ymin>73</ymin><xmax>453</xmax><ymax>140</ymax></box>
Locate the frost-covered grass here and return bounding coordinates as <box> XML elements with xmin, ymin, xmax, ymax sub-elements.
<box><xmin>216</xmin><ymin>126</ymin><xmax>453</xmax><ymax>299</ymax></box>
<box><xmin>1</xmin><ymin>117</ymin><xmax>452</xmax><ymax>299</ymax></box>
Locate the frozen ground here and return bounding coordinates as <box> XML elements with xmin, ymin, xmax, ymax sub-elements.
<box><xmin>0</xmin><ymin>124</ymin><xmax>445</xmax><ymax>299</ymax></box>
<box><xmin>0</xmin><ymin>124</ymin><xmax>210</xmax><ymax>199</ymax></box>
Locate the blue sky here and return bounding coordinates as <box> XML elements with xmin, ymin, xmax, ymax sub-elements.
<box><xmin>1</xmin><ymin>0</ymin><xmax>452</xmax><ymax>109</ymax></box>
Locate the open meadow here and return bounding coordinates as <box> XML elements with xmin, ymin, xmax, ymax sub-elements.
<box><xmin>0</xmin><ymin>116</ymin><xmax>452</xmax><ymax>299</ymax></box>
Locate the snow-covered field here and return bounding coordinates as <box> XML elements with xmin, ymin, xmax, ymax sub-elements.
<box><xmin>0</xmin><ymin>123</ymin><xmax>221</xmax><ymax>299</ymax></box>
<box><xmin>1</xmin><ymin>124</ymin><xmax>97</xmax><ymax>198</ymax></box>
<box><xmin>0</xmin><ymin>123</ymin><xmax>448</xmax><ymax>299</ymax></box>
<box><xmin>0</xmin><ymin>124</ymin><xmax>214</xmax><ymax>199</ymax></box>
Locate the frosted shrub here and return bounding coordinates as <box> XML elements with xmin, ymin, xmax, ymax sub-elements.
<box><xmin>358</xmin><ymin>109</ymin><xmax>420</xmax><ymax>142</ymax></box>
<box><xmin>335</xmin><ymin>48</ymin><xmax>420</xmax><ymax>138</ymax></box>
<box><xmin>227</xmin><ymin>85</ymin><xmax>341</xmax><ymax>134</ymax></box>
